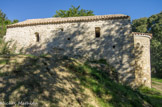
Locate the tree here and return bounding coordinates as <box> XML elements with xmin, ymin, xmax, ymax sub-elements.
<box><xmin>132</xmin><ymin>12</ymin><xmax>162</xmax><ymax>77</ymax></box>
<box><xmin>0</xmin><ymin>10</ymin><xmax>19</xmax><ymax>54</ymax></box>
<box><xmin>0</xmin><ymin>10</ymin><xmax>7</xmax><ymax>37</ymax></box>
<box><xmin>132</xmin><ymin>17</ymin><xmax>148</xmax><ymax>33</ymax></box>
<box><xmin>53</xmin><ymin>5</ymin><xmax>94</xmax><ymax>17</ymax></box>
<box><xmin>12</xmin><ymin>19</ymin><xmax>19</xmax><ymax>24</ymax></box>
<box><xmin>0</xmin><ymin>10</ymin><xmax>18</xmax><ymax>38</ymax></box>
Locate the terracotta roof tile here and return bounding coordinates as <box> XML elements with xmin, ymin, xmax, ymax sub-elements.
<box><xmin>7</xmin><ymin>14</ymin><xmax>130</xmax><ymax>28</ymax></box>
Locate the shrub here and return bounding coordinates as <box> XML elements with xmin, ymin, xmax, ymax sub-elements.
<box><xmin>0</xmin><ymin>38</ymin><xmax>15</xmax><ymax>54</ymax></box>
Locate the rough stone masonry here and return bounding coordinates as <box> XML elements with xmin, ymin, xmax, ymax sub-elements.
<box><xmin>4</xmin><ymin>14</ymin><xmax>152</xmax><ymax>88</ymax></box>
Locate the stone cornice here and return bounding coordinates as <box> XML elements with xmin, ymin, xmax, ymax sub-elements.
<box><xmin>132</xmin><ymin>32</ymin><xmax>152</xmax><ymax>38</ymax></box>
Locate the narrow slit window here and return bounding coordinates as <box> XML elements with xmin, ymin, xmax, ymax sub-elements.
<box><xmin>35</xmin><ymin>32</ymin><xmax>40</xmax><ymax>42</ymax></box>
<box><xmin>95</xmin><ymin>27</ymin><xmax>100</xmax><ymax>38</ymax></box>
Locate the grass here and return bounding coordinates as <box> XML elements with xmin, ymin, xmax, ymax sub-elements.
<box><xmin>0</xmin><ymin>59</ymin><xmax>8</xmax><ymax>64</ymax></box>
<box><xmin>0</xmin><ymin>39</ymin><xmax>12</xmax><ymax>54</ymax></box>
<box><xmin>152</xmin><ymin>77</ymin><xmax>162</xmax><ymax>83</ymax></box>
<box><xmin>139</xmin><ymin>87</ymin><xmax>162</xmax><ymax>107</ymax></box>
<box><xmin>67</xmin><ymin>59</ymin><xmax>162</xmax><ymax>107</ymax></box>
<box><xmin>0</xmin><ymin>55</ymin><xmax>162</xmax><ymax>107</ymax></box>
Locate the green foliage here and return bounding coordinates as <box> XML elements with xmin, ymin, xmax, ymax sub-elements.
<box><xmin>148</xmin><ymin>12</ymin><xmax>162</xmax><ymax>76</ymax></box>
<box><xmin>152</xmin><ymin>77</ymin><xmax>162</xmax><ymax>83</ymax></box>
<box><xmin>0</xmin><ymin>55</ymin><xmax>162</xmax><ymax>106</ymax></box>
<box><xmin>0</xmin><ymin>9</ymin><xmax>19</xmax><ymax>38</ymax></box>
<box><xmin>12</xmin><ymin>19</ymin><xmax>19</xmax><ymax>24</ymax></box>
<box><xmin>67</xmin><ymin>59</ymin><xmax>161</xmax><ymax>107</ymax></box>
<box><xmin>0</xmin><ymin>10</ymin><xmax>7</xmax><ymax>37</ymax></box>
<box><xmin>0</xmin><ymin>59</ymin><xmax>9</xmax><ymax>64</ymax></box>
<box><xmin>132</xmin><ymin>17</ymin><xmax>148</xmax><ymax>33</ymax></box>
<box><xmin>0</xmin><ymin>39</ymin><xmax>13</xmax><ymax>54</ymax></box>
<box><xmin>132</xmin><ymin>12</ymin><xmax>162</xmax><ymax>77</ymax></box>
<box><xmin>138</xmin><ymin>87</ymin><xmax>162</xmax><ymax>107</ymax></box>
<box><xmin>53</xmin><ymin>5</ymin><xmax>94</xmax><ymax>17</ymax></box>
<box><xmin>0</xmin><ymin>9</ymin><xmax>19</xmax><ymax>55</ymax></box>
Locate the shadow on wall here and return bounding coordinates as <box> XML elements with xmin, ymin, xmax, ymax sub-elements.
<box><xmin>134</xmin><ymin>42</ymin><xmax>146</xmax><ymax>86</ymax></box>
<box><xmin>0</xmin><ymin>53</ymin><xmax>145</xmax><ymax>107</ymax></box>
<box><xmin>0</xmin><ymin>20</ymin><xmax>145</xmax><ymax>106</ymax></box>
<box><xmin>23</xmin><ymin>20</ymin><xmax>143</xmax><ymax>86</ymax></box>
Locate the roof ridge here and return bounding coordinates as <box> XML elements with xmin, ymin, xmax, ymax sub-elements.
<box><xmin>7</xmin><ymin>14</ymin><xmax>130</xmax><ymax>28</ymax></box>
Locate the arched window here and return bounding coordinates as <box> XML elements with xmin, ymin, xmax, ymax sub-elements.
<box><xmin>35</xmin><ymin>32</ymin><xmax>39</xmax><ymax>42</ymax></box>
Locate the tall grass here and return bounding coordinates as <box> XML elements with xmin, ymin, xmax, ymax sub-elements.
<box><xmin>0</xmin><ymin>38</ymin><xmax>14</xmax><ymax>54</ymax></box>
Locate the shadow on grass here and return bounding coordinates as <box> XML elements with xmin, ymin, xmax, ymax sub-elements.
<box><xmin>0</xmin><ymin>55</ymin><xmax>161</xmax><ymax>107</ymax></box>
<box><xmin>138</xmin><ymin>87</ymin><xmax>162</xmax><ymax>107</ymax></box>
<box><xmin>0</xmin><ymin>55</ymin><xmax>90</xmax><ymax>107</ymax></box>
<box><xmin>67</xmin><ymin>59</ymin><xmax>162</xmax><ymax>107</ymax></box>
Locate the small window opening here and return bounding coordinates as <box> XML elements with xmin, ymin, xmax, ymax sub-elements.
<box><xmin>95</xmin><ymin>27</ymin><xmax>100</xmax><ymax>38</ymax></box>
<box><xmin>67</xmin><ymin>38</ymin><xmax>70</xmax><ymax>40</ymax></box>
<box><xmin>60</xmin><ymin>28</ymin><xmax>63</xmax><ymax>31</ymax></box>
<box><xmin>113</xmin><ymin>45</ymin><xmax>115</xmax><ymax>49</ymax></box>
<box><xmin>35</xmin><ymin>32</ymin><xmax>39</xmax><ymax>42</ymax></box>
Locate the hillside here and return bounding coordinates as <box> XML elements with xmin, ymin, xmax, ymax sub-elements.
<box><xmin>0</xmin><ymin>55</ymin><xmax>162</xmax><ymax>107</ymax></box>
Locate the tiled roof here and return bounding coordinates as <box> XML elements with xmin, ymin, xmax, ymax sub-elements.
<box><xmin>7</xmin><ymin>14</ymin><xmax>130</xmax><ymax>28</ymax></box>
<box><xmin>132</xmin><ymin>32</ymin><xmax>152</xmax><ymax>38</ymax></box>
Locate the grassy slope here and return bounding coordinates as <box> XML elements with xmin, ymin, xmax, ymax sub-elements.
<box><xmin>68</xmin><ymin>59</ymin><xmax>162</xmax><ymax>107</ymax></box>
<box><xmin>152</xmin><ymin>78</ymin><xmax>162</xmax><ymax>83</ymax></box>
<box><xmin>151</xmin><ymin>77</ymin><xmax>162</xmax><ymax>94</ymax></box>
<box><xmin>0</xmin><ymin>55</ymin><xmax>162</xmax><ymax>107</ymax></box>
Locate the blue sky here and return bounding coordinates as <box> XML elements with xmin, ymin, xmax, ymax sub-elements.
<box><xmin>0</xmin><ymin>0</ymin><xmax>162</xmax><ymax>22</ymax></box>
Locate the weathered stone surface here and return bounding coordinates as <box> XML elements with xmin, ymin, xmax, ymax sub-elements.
<box><xmin>4</xmin><ymin>15</ymin><xmax>151</xmax><ymax>88</ymax></box>
<box><xmin>134</xmin><ymin>35</ymin><xmax>151</xmax><ymax>88</ymax></box>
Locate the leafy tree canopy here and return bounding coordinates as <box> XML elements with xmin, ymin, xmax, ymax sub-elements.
<box><xmin>132</xmin><ymin>17</ymin><xmax>148</xmax><ymax>33</ymax></box>
<box><xmin>53</xmin><ymin>5</ymin><xmax>94</xmax><ymax>17</ymax></box>
<box><xmin>0</xmin><ymin>10</ymin><xmax>19</xmax><ymax>37</ymax></box>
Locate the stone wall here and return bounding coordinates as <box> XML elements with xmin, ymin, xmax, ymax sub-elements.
<box><xmin>4</xmin><ymin>18</ymin><xmax>151</xmax><ymax>87</ymax></box>
<box><xmin>134</xmin><ymin>35</ymin><xmax>151</xmax><ymax>88</ymax></box>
